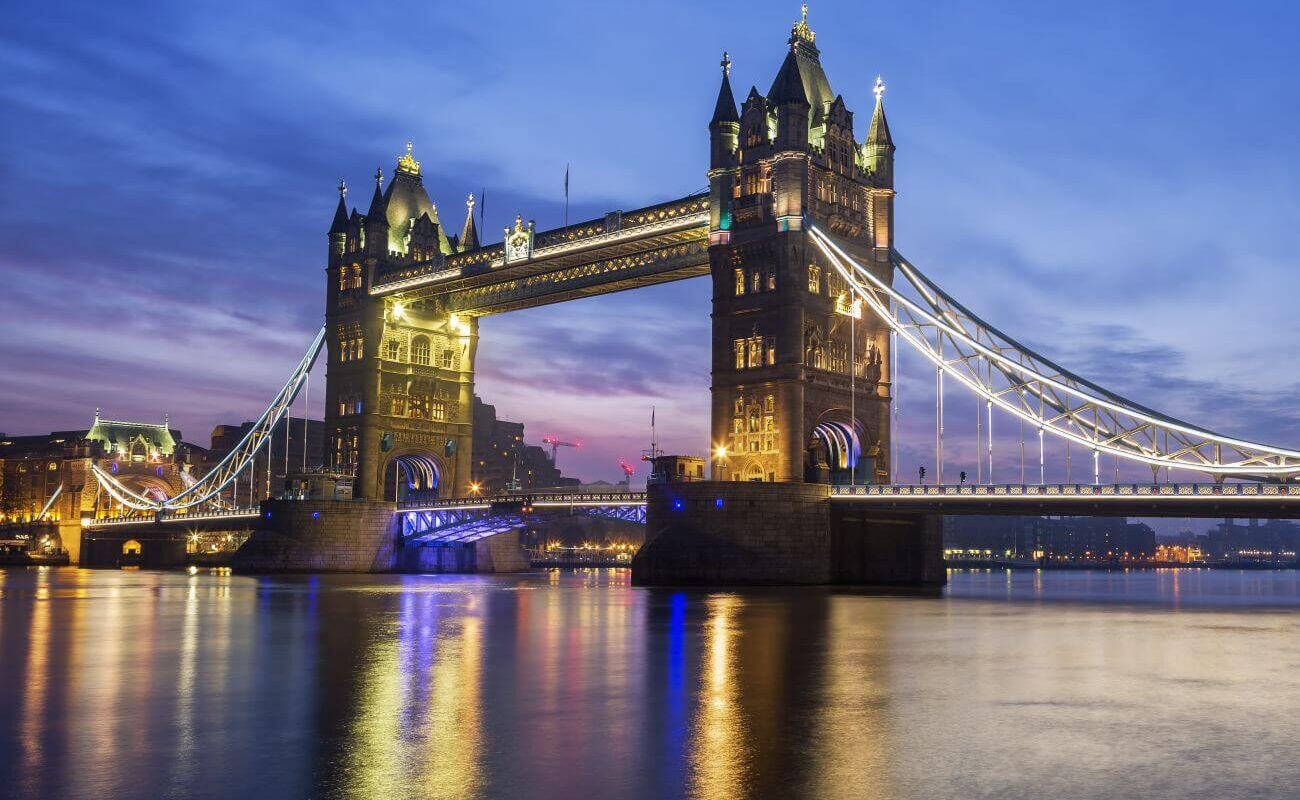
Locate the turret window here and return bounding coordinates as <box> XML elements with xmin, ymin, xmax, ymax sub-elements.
<box><xmin>734</xmin><ymin>268</ymin><xmax>745</xmax><ymax>296</ymax></box>
<box><xmin>808</xmin><ymin>265</ymin><xmax>821</xmax><ymax>293</ymax></box>
<box><xmin>411</xmin><ymin>336</ymin><xmax>431</xmax><ymax>366</ymax></box>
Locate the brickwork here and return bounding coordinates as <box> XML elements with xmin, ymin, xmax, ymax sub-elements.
<box><xmin>233</xmin><ymin>500</ymin><xmax>400</xmax><ymax>572</ymax></box>
<box><xmin>633</xmin><ymin>482</ymin><xmax>832</xmax><ymax>585</ymax></box>
<box><xmin>233</xmin><ymin>499</ymin><xmax>531</xmax><ymax>574</ymax></box>
<box><xmin>633</xmin><ymin>482</ymin><xmax>944</xmax><ymax>587</ymax></box>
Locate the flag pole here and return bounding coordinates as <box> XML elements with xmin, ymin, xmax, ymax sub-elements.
<box><xmin>563</xmin><ymin>163</ymin><xmax>570</xmax><ymax>235</ymax></box>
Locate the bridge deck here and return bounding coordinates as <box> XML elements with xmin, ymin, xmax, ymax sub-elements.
<box><xmin>370</xmin><ymin>194</ymin><xmax>709</xmax><ymax>315</ymax></box>
<box><xmin>834</xmin><ymin>483</ymin><xmax>1300</xmax><ymax>518</ymax></box>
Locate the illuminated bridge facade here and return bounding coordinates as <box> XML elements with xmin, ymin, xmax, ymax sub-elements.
<box><xmin>78</xmin><ymin>9</ymin><xmax>1300</xmax><ymax>582</ymax></box>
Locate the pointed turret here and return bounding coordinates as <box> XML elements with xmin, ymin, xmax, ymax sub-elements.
<box><xmin>329</xmin><ymin>178</ymin><xmax>349</xmax><ymax>235</ymax></box>
<box><xmin>710</xmin><ymin>52</ymin><xmax>741</xmax><ymax>173</ymax></box>
<box><xmin>367</xmin><ymin>168</ymin><xmax>386</xmax><ymax>218</ymax></box>
<box><xmin>459</xmin><ymin>193</ymin><xmax>480</xmax><ymax>252</ymax></box>
<box><xmin>711</xmin><ymin>52</ymin><xmax>739</xmax><ymax>125</ymax></box>
<box><xmin>864</xmin><ymin>76</ymin><xmax>895</xmax><ymax>186</ymax></box>
<box><xmin>364</xmin><ymin>168</ymin><xmax>389</xmax><ymax>257</ymax></box>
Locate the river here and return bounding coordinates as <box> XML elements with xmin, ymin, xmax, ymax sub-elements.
<box><xmin>1</xmin><ymin>567</ymin><xmax>1297</xmax><ymax>800</ymax></box>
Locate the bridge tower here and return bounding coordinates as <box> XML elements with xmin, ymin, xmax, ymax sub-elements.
<box><xmin>708</xmin><ymin>8</ymin><xmax>895</xmax><ymax>484</ymax></box>
<box><xmin>324</xmin><ymin>146</ymin><xmax>478</xmax><ymax>500</ymax></box>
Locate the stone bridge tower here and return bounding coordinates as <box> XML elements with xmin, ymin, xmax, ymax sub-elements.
<box><xmin>708</xmin><ymin>8</ymin><xmax>895</xmax><ymax>484</ymax></box>
<box><xmin>324</xmin><ymin>146</ymin><xmax>480</xmax><ymax>500</ymax></box>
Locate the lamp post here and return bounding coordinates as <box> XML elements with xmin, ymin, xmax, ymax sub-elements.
<box><xmin>713</xmin><ymin>445</ymin><xmax>728</xmax><ymax>481</ymax></box>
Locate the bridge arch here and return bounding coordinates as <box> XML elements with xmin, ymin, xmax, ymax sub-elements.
<box><xmin>380</xmin><ymin>449</ymin><xmax>445</xmax><ymax>502</ymax></box>
<box><xmin>810</xmin><ymin>409</ymin><xmax>869</xmax><ymax>485</ymax></box>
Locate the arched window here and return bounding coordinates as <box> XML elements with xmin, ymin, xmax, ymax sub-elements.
<box><xmin>411</xmin><ymin>336</ymin><xmax>431</xmax><ymax>366</ymax></box>
<box><xmin>386</xmin><ymin>340</ymin><xmax>401</xmax><ymax>361</ymax></box>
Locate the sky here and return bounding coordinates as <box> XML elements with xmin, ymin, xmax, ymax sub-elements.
<box><xmin>3</xmin><ymin>0</ymin><xmax>1300</xmax><ymax>503</ymax></box>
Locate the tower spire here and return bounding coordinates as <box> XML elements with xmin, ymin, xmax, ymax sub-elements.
<box><xmin>367</xmin><ymin>168</ymin><xmax>386</xmax><ymax>216</ymax></box>
<box><xmin>459</xmin><ymin>192</ymin><xmax>480</xmax><ymax>251</ymax></box>
<box><xmin>711</xmin><ymin>51</ymin><xmax>739</xmax><ymax>124</ymax></box>
<box><xmin>329</xmin><ymin>178</ymin><xmax>349</xmax><ymax>234</ymax></box>
<box><xmin>866</xmin><ymin>75</ymin><xmax>893</xmax><ymax>148</ymax></box>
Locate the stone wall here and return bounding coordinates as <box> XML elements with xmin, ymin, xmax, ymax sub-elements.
<box><xmin>233</xmin><ymin>499</ymin><xmax>532</xmax><ymax>574</ymax></box>
<box><xmin>633</xmin><ymin>481</ymin><xmax>945</xmax><ymax>587</ymax></box>
<box><xmin>232</xmin><ymin>499</ymin><xmax>400</xmax><ymax>572</ymax></box>
<box><xmin>633</xmin><ymin>481</ymin><xmax>833</xmax><ymax>585</ymax></box>
<box><xmin>828</xmin><ymin>505</ymin><xmax>946</xmax><ymax>587</ymax></box>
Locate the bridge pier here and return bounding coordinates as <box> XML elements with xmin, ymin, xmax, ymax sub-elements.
<box><xmin>632</xmin><ymin>482</ymin><xmax>944</xmax><ymax>587</ymax></box>
<box><xmin>232</xmin><ymin>499</ymin><xmax>530</xmax><ymax>573</ymax></box>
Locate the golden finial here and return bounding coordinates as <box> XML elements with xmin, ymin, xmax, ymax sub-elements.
<box><xmin>374</xmin><ymin>167</ymin><xmax>384</xmax><ymax>188</ymax></box>
<box><xmin>791</xmin><ymin>3</ymin><xmax>816</xmax><ymax>44</ymax></box>
<box><xmin>466</xmin><ymin>192</ymin><xmax>475</xmax><ymax>211</ymax></box>
<box><xmin>397</xmin><ymin>140</ymin><xmax>421</xmax><ymax>175</ymax></box>
<box><xmin>721</xmin><ymin>51</ymin><xmax>732</xmax><ymax>77</ymax></box>
<box><xmin>873</xmin><ymin>75</ymin><xmax>886</xmax><ymax>103</ymax></box>
<box><xmin>338</xmin><ymin>178</ymin><xmax>347</xmax><ymax>198</ymax></box>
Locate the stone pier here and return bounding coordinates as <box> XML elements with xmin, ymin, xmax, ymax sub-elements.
<box><xmin>631</xmin><ymin>482</ymin><xmax>944</xmax><ymax>587</ymax></box>
<box><xmin>232</xmin><ymin>499</ymin><xmax>529</xmax><ymax>574</ymax></box>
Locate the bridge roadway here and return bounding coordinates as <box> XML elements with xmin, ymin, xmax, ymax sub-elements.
<box><xmin>832</xmin><ymin>482</ymin><xmax>1300</xmax><ymax>518</ymax></box>
<box><xmin>83</xmin><ymin>508</ymin><xmax>262</xmax><ymax>532</ymax></box>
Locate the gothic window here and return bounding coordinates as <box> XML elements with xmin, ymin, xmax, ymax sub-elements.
<box><xmin>440</xmin><ymin>349</ymin><xmax>454</xmax><ymax>369</ymax></box>
<box><xmin>746</xmin><ymin>336</ymin><xmax>762</xmax><ymax>369</ymax></box>
<box><xmin>764</xmin><ymin>415</ymin><xmax>775</xmax><ymax>432</ymax></box>
<box><xmin>734</xmin><ymin>398</ymin><xmax>744</xmax><ymax>415</ymax></box>
<box><xmin>734</xmin><ymin>268</ymin><xmax>745</xmax><ymax>296</ymax></box>
<box><xmin>751</xmin><ymin>270</ymin><xmax>761</xmax><ymax>294</ymax></box>
<box><xmin>734</xmin><ymin>339</ymin><xmax>746</xmax><ymax>370</ymax></box>
<box><xmin>830</xmin><ymin>342</ymin><xmax>848</xmax><ymax>373</ymax></box>
<box><xmin>431</xmin><ymin>400</ymin><xmax>447</xmax><ymax>422</ymax></box>
<box><xmin>764</xmin><ymin>395</ymin><xmax>775</xmax><ymax>413</ymax></box>
<box><xmin>355</xmin><ymin>338</ymin><xmax>364</xmax><ymax>360</ymax></box>
<box><xmin>747</xmin><ymin>409</ymin><xmax>760</xmax><ymax>432</ymax></box>
<box><xmin>764</xmin><ymin>337</ymin><xmax>776</xmax><ymax>366</ymax></box>
<box><xmin>766</xmin><ymin>270</ymin><xmax>776</xmax><ymax>291</ymax></box>
<box><xmin>733</xmin><ymin>418</ymin><xmax>743</xmax><ymax>435</ymax></box>
<box><xmin>390</xmin><ymin>396</ymin><xmax>406</xmax><ymax>416</ymax></box>
<box><xmin>808</xmin><ymin>264</ymin><xmax>820</xmax><ymax>293</ymax></box>
<box><xmin>411</xmin><ymin>336</ymin><xmax>431</xmax><ymax>366</ymax></box>
<box><xmin>385</xmin><ymin>340</ymin><xmax>401</xmax><ymax>361</ymax></box>
<box><xmin>409</xmin><ymin>395</ymin><xmax>429</xmax><ymax>420</ymax></box>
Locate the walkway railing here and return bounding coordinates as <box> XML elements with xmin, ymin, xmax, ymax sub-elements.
<box><xmin>832</xmin><ymin>483</ymin><xmax>1300</xmax><ymax>499</ymax></box>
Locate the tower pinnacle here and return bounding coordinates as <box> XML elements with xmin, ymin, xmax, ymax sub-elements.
<box><xmin>397</xmin><ymin>140</ymin><xmax>421</xmax><ymax>175</ymax></box>
<box><xmin>338</xmin><ymin>178</ymin><xmax>347</xmax><ymax>199</ymax></box>
<box><xmin>791</xmin><ymin>3</ymin><xmax>815</xmax><ymax>45</ymax></box>
<box><xmin>374</xmin><ymin>167</ymin><xmax>384</xmax><ymax>189</ymax></box>
<box><xmin>721</xmin><ymin>51</ymin><xmax>732</xmax><ymax>77</ymax></box>
<box><xmin>873</xmin><ymin>75</ymin><xmax>886</xmax><ymax>104</ymax></box>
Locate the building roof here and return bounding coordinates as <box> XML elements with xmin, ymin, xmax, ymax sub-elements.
<box><xmin>87</xmin><ymin>414</ymin><xmax>177</xmax><ymax>456</ymax></box>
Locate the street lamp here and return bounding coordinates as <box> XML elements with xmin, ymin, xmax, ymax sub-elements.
<box><xmin>468</xmin><ymin>481</ymin><xmax>482</xmax><ymax>496</ymax></box>
<box><xmin>713</xmin><ymin>444</ymin><xmax>728</xmax><ymax>480</ymax></box>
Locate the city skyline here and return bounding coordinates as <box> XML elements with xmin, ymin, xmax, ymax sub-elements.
<box><xmin>4</xmin><ymin>0</ymin><xmax>1300</xmax><ymax>485</ymax></box>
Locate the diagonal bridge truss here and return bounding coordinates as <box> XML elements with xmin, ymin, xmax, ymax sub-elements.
<box><xmin>807</xmin><ymin>223</ymin><xmax>1300</xmax><ymax>481</ymax></box>
<box><xmin>91</xmin><ymin>326</ymin><xmax>326</xmax><ymax>512</ymax></box>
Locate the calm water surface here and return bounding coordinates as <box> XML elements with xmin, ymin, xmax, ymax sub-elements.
<box><xmin>1</xmin><ymin>567</ymin><xmax>1299</xmax><ymax>800</ymax></box>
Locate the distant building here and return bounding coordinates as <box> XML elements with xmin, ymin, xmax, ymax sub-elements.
<box><xmin>0</xmin><ymin>411</ymin><xmax>203</xmax><ymax>561</ymax></box>
<box><xmin>208</xmin><ymin>416</ymin><xmax>325</xmax><ymax>501</ymax></box>
<box><xmin>471</xmin><ymin>397</ymin><xmax>577</xmax><ymax>493</ymax></box>
<box><xmin>1204</xmin><ymin>519</ymin><xmax>1300</xmax><ymax>563</ymax></box>
<box><xmin>945</xmin><ymin>516</ymin><xmax>1157</xmax><ymax>561</ymax></box>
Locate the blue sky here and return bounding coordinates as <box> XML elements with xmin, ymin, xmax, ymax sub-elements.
<box><xmin>3</xmin><ymin>0</ymin><xmax>1299</xmax><ymax>491</ymax></box>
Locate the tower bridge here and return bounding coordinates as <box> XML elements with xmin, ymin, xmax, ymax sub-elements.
<box><xmin>78</xmin><ymin>7</ymin><xmax>1300</xmax><ymax>584</ymax></box>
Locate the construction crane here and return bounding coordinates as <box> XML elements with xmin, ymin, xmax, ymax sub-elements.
<box><xmin>541</xmin><ymin>435</ymin><xmax>580</xmax><ymax>468</ymax></box>
<box><xmin>618</xmin><ymin>458</ymin><xmax>635</xmax><ymax>489</ymax></box>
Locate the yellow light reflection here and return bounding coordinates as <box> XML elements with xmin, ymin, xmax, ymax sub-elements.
<box><xmin>689</xmin><ymin>594</ymin><xmax>750</xmax><ymax>799</ymax></box>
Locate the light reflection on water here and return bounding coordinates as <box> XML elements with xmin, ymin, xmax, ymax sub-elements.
<box><xmin>0</xmin><ymin>567</ymin><xmax>1298</xmax><ymax>800</ymax></box>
